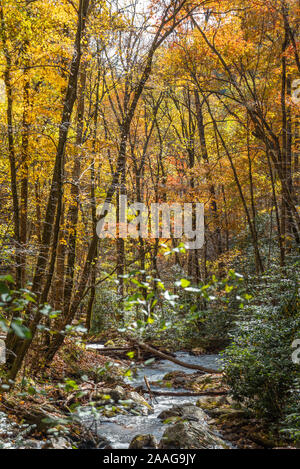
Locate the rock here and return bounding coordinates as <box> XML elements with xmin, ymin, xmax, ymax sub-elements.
<box><xmin>74</xmin><ymin>436</ymin><xmax>111</xmax><ymax>449</ymax></box>
<box><xmin>16</xmin><ymin>439</ymin><xmax>44</xmax><ymax>449</ymax></box>
<box><xmin>94</xmin><ymin>388</ymin><xmax>153</xmax><ymax>415</ymax></box>
<box><xmin>173</xmin><ymin>376</ymin><xmax>187</xmax><ymax>385</ymax></box>
<box><xmin>196</xmin><ymin>396</ymin><xmax>230</xmax><ymax>416</ymax></box>
<box><xmin>129</xmin><ymin>434</ymin><xmax>158</xmax><ymax>449</ymax></box>
<box><xmin>95</xmin><ymin>386</ymin><xmax>126</xmax><ymax>402</ymax></box>
<box><xmin>106</xmin><ymin>385</ymin><xmax>126</xmax><ymax>402</ymax></box>
<box><xmin>191</xmin><ymin>348</ymin><xmax>206</xmax><ymax>356</ymax></box>
<box><xmin>45</xmin><ymin>437</ymin><xmax>72</xmax><ymax>449</ymax></box>
<box><xmin>159</xmin><ymin>421</ymin><xmax>229</xmax><ymax>449</ymax></box>
<box><xmin>163</xmin><ymin>371</ymin><xmax>187</xmax><ymax>381</ymax></box>
<box><xmin>0</xmin><ymin>339</ymin><xmax>5</xmax><ymax>365</ymax></box>
<box><xmin>196</xmin><ymin>396</ymin><xmax>228</xmax><ymax>410</ymax></box>
<box><xmin>197</xmin><ymin>396</ymin><xmax>249</xmax><ymax>421</ymax></box>
<box><xmin>128</xmin><ymin>392</ymin><xmax>153</xmax><ymax>414</ymax></box>
<box><xmin>159</xmin><ymin>405</ymin><xmax>206</xmax><ymax>422</ymax></box>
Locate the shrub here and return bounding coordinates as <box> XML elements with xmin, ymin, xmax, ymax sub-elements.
<box><xmin>223</xmin><ymin>272</ymin><xmax>300</xmax><ymax>421</ymax></box>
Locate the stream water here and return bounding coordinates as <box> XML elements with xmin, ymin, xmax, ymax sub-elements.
<box><xmin>83</xmin><ymin>346</ymin><xmax>224</xmax><ymax>449</ymax></box>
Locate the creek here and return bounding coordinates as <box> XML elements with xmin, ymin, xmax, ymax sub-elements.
<box><xmin>83</xmin><ymin>346</ymin><xmax>225</xmax><ymax>449</ymax></box>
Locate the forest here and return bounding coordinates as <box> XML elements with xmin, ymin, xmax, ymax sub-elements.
<box><xmin>0</xmin><ymin>0</ymin><xmax>299</xmax><ymax>452</ymax></box>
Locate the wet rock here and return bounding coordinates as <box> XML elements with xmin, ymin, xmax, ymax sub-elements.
<box><xmin>173</xmin><ymin>376</ymin><xmax>187</xmax><ymax>385</ymax></box>
<box><xmin>128</xmin><ymin>392</ymin><xmax>153</xmax><ymax>414</ymax></box>
<box><xmin>159</xmin><ymin>421</ymin><xmax>229</xmax><ymax>449</ymax></box>
<box><xmin>158</xmin><ymin>405</ymin><xmax>206</xmax><ymax>422</ymax></box>
<box><xmin>158</xmin><ymin>404</ymin><xmax>229</xmax><ymax>449</ymax></box>
<box><xmin>129</xmin><ymin>434</ymin><xmax>158</xmax><ymax>449</ymax></box>
<box><xmin>163</xmin><ymin>371</ymin><xmax>187</xmax><ymax>381</ymax></box>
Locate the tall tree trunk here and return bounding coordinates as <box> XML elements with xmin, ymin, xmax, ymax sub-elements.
<box><xmin>0</xmin><ymin>2</ymin><xmax>21</xmax><ymax>288</ymax></box>
<box><xmin>20</xmin><ymin>67</ymin><xmax>30</xmax><ymax>287</ymax></box>
<box><xmin>6</xmin><ymin>0</ymin><xmax>91</xmax><ymax>379</ymax></box>
<box><xmin>63</xmin><ymin>66</ymin><xmax>87</xmax><ymax>315</ymax></box>
<box><xmin>194</xmin><ymin>90</ymin><xmax>222</xmax><ymax>259</ymax></box>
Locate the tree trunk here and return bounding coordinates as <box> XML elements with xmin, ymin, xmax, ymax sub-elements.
<box><xmin>6</xmin><ymin>0</ymin><xmax>91</xmax><ymax>379</ymax></box>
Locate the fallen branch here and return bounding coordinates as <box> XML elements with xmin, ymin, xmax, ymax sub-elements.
<box><xmin>144</xmin><ymin>375</ymin><xmax>158</xmax><ymax>403</ymax></box>
<box><xmin>142</xmin><ymin>389</ymin><xmax>228</xmax><ymax>397</ymax></box>
<box><xmin>89</xmin><ymin>347</ymin><xmax>132</xmax><ymax>354</ymax></box>
<box><xmin>126</xmin><ymin>337</ymin><xmax>223</xmax><ymax>374</ymax></box>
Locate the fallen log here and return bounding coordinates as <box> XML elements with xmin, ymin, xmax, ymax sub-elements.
<box><xmin>141</xmin><ymin>389</ymin><xmax>228</xmax><ymax>397</ymax></box>
<box><xmin>126</xmin><ymin>337</ymin><xmax>223</xmax><ymax>374</ymax></box>
<box><xmin>91</xmin><ymin>347</ymin><xmax>132</xmax><ymax>354</ymax></box>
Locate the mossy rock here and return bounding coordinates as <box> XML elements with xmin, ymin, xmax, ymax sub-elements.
<box><xmin>129</xmin><ymin>434</ymin><xmax>158</xmax><ymax>449</ymax></box>
<box><xmin>163</xmin><ymin>371</ymin><xmax>187</xmax><ymax>381</ymax></box>
<box><xmin>158</xmin><ymin>405</ymin><xmax>207</xmax><ymax>422</ymax></box>
<box><xmin>196</xmin><ymin>396</ymin><xmax>227</xmax><ymax>411</ymax></box>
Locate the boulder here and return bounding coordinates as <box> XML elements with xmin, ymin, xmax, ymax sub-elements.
<box><xmin>197</xmin><ymin>396</ymin><xmax>250</xmax><ymax>421</ymax></box>
<box><xmin>129</xmin><ymin>434</ymin><xmax>158</xmax><ymax>449</ymax></box>
<box><xmin>159</xmin><ymin>404</ymin><xmax>207</xmax><ymax>422</ymax></box>
<box><xmin>158</xmin><ymin>404</ymin><xmax>229</xmax><ymax>449</ymax></box>
<box><xmin>159</xmin><ymin>421</ymin><xmax>229</xmax><ymax>449</ymax></box>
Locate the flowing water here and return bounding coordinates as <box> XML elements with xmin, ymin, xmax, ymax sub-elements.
<box><xmin>83</xmin><ymin>346</ymin><xmax>224</xmax><ymax>449</ymax></box>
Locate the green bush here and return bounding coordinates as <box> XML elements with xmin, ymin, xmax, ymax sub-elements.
<box><xmin>90</xmin><ymin>286</ymin><xmax>120</xmax><ymax>334</ymax></box>
<box><xmin>281</xmin><ymin>376</ymin><xmax>300</xmax><ymax>443</ymax></box>
<box><xmin>223</xmin><ymin>273</ymin><xmax>300</xmax><ymax>421</ymax></box>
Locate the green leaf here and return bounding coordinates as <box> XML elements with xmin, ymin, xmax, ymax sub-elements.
<box><xmin>0</xmin><ymin>282</ymin><xmax>10</xmax><ymax>295</ymax></box>
<box><xmin>180</xmin><ymin>279</ymin><xmax>191</xmax><ymax>288</ymax></box>
<box><xmin>11</xmin><ymin>322</ymin><xmax>32</xmax><ymax>340</ymax></box>
<box><xmin>0</xmin><ymin>275</ymin><xmax>14</xmax><ymax>284</ymax></box>
<box><xmin>0</xmin><ymin>319</ymin><xmax>9</xmax><ymax>332</ymax></box>
<box><xmin>144</xmin><ymin>358</ymin><xmax>155</xmax><ymax>366</ymax></box>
